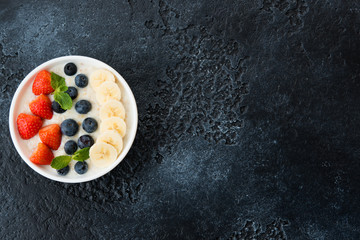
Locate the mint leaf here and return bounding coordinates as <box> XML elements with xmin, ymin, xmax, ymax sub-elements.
<box><xmin>51</xmin><ymin>72</ymin><xmax>67</xmax><ymax>91</ymax></box>
<box><xmin>58</xmin><ymin>85</ymin><xmax>68</xmax><ymax>92</ymax></box>
<box><xmin>72</xmin><ymin>147</ymin><xmax>90</xmax><ymax>162</ymax></box>
<box><xmin>51</xmin><ymin>156</ymin><xmax>72</xmax><ymax>170</ymax></box>
<box><xmin>54</xmin><ymin>92</ymin><xmax>72</xmax><ymax>110</ymax></box>
<box><xmin>50</xmin><ymin>72</ymin><xmax>73</xmax><ymax>110</ymax></box>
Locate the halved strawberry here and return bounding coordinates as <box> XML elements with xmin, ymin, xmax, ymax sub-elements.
<box><xmin>17</xmin><ymin>113</ymin><xmax>43</xmax><ymax>139</ymax></box>
<box><xmin>29</xmin><ymin>94</ymin><xmax>53</xmax><ymax>119</ymax></box>
<box><xmin>30</xmin><ymin>143</ymin><xmax>54</xmax><ymax>165</ymax></box>
<box><xmin>32</xmin><ymin>70</ymin><xmax>54</xmax><ymax>95</ymax></box>
<box><xmin>39</xmin><ymin>124</ymin><xmax>62</xmax><ymax>150</ymax></box>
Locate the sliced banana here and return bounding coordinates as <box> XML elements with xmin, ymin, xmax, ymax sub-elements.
<box><xmin>100</xmin><ymin>117</ymin><xmax>126</xmax><ymax>137</ymax></box>
<box><xmin>90</xmin><ymin>69</ymin><xmax>115</xmax><ymax>89</ymax></box>
<box><xmin>96</xmin><ymin>81</ymin><xmax>121</xmax><ymax>105</ymax></box>
<box><xmin>97</xmin><ymin>130</ymin><xmax>123</xmax><ymax>154</ymax></box>
<box><xmin>100</xmin><ymin>100</ymin><xmax>126</xmax><ymax>120</ymax></box>
<box><xmin>90</xmin><ymin>142</ymin><xmax>118</xmax><ymax>168</ymax></box>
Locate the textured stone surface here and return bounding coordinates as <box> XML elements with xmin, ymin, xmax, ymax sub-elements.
<box><xmin>1</xmin><ymin>0</ymin><xmax>360</xmax><ymax>239</ymax></box>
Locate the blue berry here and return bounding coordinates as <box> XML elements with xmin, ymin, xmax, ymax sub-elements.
<box><xmin>57</xmin><ymin>165</ymin><xmax>70</xmax><ymax>176</ymax></box>
<box><xmin>82</xmin><ymin>118</ymin><xmax>98</xmax><ymax>133</ymax></box>
<box><xmin>64</xmin><ymin>63</ymin><xmax>77</xmax><ymax>76</ymax></box>
<box><xmin>61</xmin><ymin>119</ymin><xmax>79</xmax><ymax>136</ymax></box>
<box><xmin>78</xmin><ymin>135</ymin><xmax>94</xmax><ymax>149</ymax></box>
<box><xmin>52</xmin><ymin>101</ymin><xmax>66</xmax><ymax>113</ymax></box>
<box><xmin>65</xmin><ymin>87</ymin><xmax>78</xmax><ymax>100</ymax></box>
<box><xmin>75</xmin><ymin>100</ymin><xmax>91</xmax><ymax>114</ymax></box>
<box><xmin>74</xmin><ymin>161</ymin><xmax>88</xmax><ymax>174</ymax></box>
<box><xmin>64</xmin><ymin>140</ymin><xmax>78</xmax><ymax>155</ymax></box>
<box><xmin>75</xmin><ymin>74</ymin><xmax>88</xmax><ymax>88</ymax></box>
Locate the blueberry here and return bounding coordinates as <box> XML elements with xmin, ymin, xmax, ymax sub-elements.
<box><xmin>75</xmin><ymin>100</ymin><xmax>92</xmax><ymax>114</ymax></box>
<box><xmin>75</xmin><ymin>161</ymin><xmax>88</xmax><ymax>174</ymax></box>
<box><xmin>57</xmin><ymin>165</ymin><xmax>70</xmax><ymax>176</ymax></box>
<box><xmin>61</xmin><ymin>119</ymin><xmax>79</xmax><ymax>136</ymax></box>
<box><xmin>64</xmin><ymin>62</ymin><xmax>77</xmax><ymax>76</ymax></box>
<box><xmin>75</xmin><ymin>74</ymin><xmax>88</xmax><ymax>88</ymax></box>
<box><xmin>82</xmin><ymin>118</ymin><xmax>98</xmax><ymax>133</ymax></box>
<box><xmin>52</xmin><ymin>101</ymin><xmax>66</xmax><ymax>113</ymax></box>
<box><xmin>65</xmin><ymin>86</ymin><xmax>78</xmax><ymax>100</ymax></box>
<box><xmin>64</xmin><ymin>140</ymin><xmax>78</xmax><ymax>155</ymax></box>
<box><xmin>78</xmin><ymin>135</ymin><xmax>94</xmax><ymax>149</ymax></box>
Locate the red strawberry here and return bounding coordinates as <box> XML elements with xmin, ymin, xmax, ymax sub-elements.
<box><xmin>29</xmin><ymin>94</ymin><xmax>53</xmax><ymax>119</ymax></box>
<box><xmin>17</xmin><ymin>113</ymin><xmax>43</xmax><ymax>139</ymax></box>
<box><xmin>32</xmin><ymin>70</ymin><xmax>54</xmax><ymax>95</ymax></box>
<box><xmin>30</xmin><ymin>143</ymin><xmax>54</xmax><ymax>165</ymax></box>
<box><xmin>39</xmin><ymin>124</ymin><xmax>62</xmax><ymax>150</ymax></box>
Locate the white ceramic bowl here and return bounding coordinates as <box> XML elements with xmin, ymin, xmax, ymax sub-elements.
<box><xmin>9</xmin><ymin>56</ymin><xmax>138</xmax><ymax>183</ymax></box>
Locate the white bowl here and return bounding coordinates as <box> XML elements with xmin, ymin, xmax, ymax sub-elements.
<box><xmin>9</xmin><ymin>56</ymin><xmax>138</xmax><ymax>183</ymax></box>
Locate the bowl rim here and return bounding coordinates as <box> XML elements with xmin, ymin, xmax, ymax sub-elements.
<box><xmin>9</xmin><ymin>55</ymin><xmax>138</xmax><ymax>183</ymax></box>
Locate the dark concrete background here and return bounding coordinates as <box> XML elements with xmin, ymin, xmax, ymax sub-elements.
<box><xmin>1</xmin><ymin>0</ymin><xmax>359</xmax><ymax>239</ymax></box>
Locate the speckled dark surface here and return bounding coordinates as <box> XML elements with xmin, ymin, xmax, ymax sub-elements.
<box><xmin>1</xmin><ymin>0</ymin><xmax>360</xmax><ymax>239</ymax></box>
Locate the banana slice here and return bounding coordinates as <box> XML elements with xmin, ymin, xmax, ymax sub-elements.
<box><xmin>100</xmin><ymin>100</ymin><xmax>126</xmax><ymax>120</ymax></box>
<box><xmin>97</xmin><ymin>130</ymin><xmax>123</xmax><ymax>154</ymax></box>
<box><xmin>90</xmin><ymin>69</ymin><xmax>115</xmax><ymax>89</ymax></box>
<box><xmin>96</xmin><ymin>81</ymin><xmax>121</xmax><ymax>105</ymax></box>
<box><xmin>100</xmin><ymin>117</ymin><xmax>126</xmax><ymax>137</ymax></box>
<box><xmin>90</xmin><ymin>142</ymin><xmax>118</xmax><ymax>168</ymax></box>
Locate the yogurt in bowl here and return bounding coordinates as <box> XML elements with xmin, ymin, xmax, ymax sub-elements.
<box><xmin>9</xmin><ymin>56</ymin><xmax>138</xmax><ymax>183</ymax></box>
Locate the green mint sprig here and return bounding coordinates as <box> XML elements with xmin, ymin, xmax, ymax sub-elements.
<box><xmin>51</xmin><ymin>72</ymin><xmax>72</xmax><ymax>110</ymax></box>
<box><xmin>72</xmin><ymin>148</ymin><xmax>90</xmax><ymax>161</ymax></box>
<box><xmin>51</xmin><ymin>155</ymin><xmax>72</xmax><ymax>170</ymax></box>
<box><xmin>51</xmin><ymin>147</ymin><xmax>90</xmax><ymax>170</ymax></box>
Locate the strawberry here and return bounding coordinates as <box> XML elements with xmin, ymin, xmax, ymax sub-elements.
<box><xmin>32</xmin><ymin>70</ymin><xmax>54</xmax><ymax>95</ymax></box>
<box><xmin>30</xmin><ymin>143</ymin><xmax>54</xmax><ymax>165</ymax></box>
<box><xmin>39</xmin><ymin>124</ymin><xmax>62</xmax><ymax>150</ymax></box>
<box><xmin>29</xmin><ymin>94</ymin><xmax>53</xmax><ymax>119</ymax></box>
<box><xmin>17</xmin><ymin>113</ymin><xmax>43</xmax><ymax>139</ymax></box>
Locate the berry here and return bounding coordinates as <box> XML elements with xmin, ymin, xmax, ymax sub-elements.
<box><xmin>82</xmin><ymin>118</ymin><xmax>98</xmax><ymax>133</ymax></box>
<box><xmin>30</xmin><ymin>143</ymin><xmax>54</xmax><ymax>165</ymax></box>
<box><xmin>64</xmin><ymin>63</ymin><xmax>77</xmax><ymax>76</ymax></box>
<box><xmin>29</xmin><ymin>94</ymin><xmax>53</xmax><ymax>119</ymax></box>
<box><xmin>78</xmin><ymin>135</ymin><xmax>94</xmax><ymax>149</ymax></box>
<box><xmin>57</xmin><ymin>165</ymin><xmax>70</xmax><ymax>176</ymax></box>
<box><xmin>65</xmin><ymin>87</ymin><xmax>78</xmax><ymax>100</ymax></box>
<box><xmin>74</xmin><ymin>161</ymin><xmax>88</xmax><ymax>174</ymax></box>
<box><xmin>17</xmin><ymin>113</ymin><xmax>43</xmax><ymax>139</ymax></box>
<box><xmin>32</xmin><ymin>70</ymin><xmax>54</xmax><ymax>95</ymax></box>
<box><xmin>39</xmin><ymin>124</ymin><xmax>62</xmax><ymax>150</ymax></box>
<box><xmin>60</xmin><ymin>119</ymin><xmax>79</xmax><ymax>136</ymax></box>
<box><xmin>64</xmin><ymin>140</ymin><xmax>78</xmax><ymax>155</ymax></box>
<box><xmin>52</xmin><ymin>101</ymin><xmax>67</xmax><ymax>113</ymax></box>
<box><xmin>75</xmin><ymin>100</ymin><xmax>91</xmax><ymax>114</ymax></box>
<box><xmin>75</xmin><ymin>74</ymin><xmax>88</xmax><ymax>88</ymax></box>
